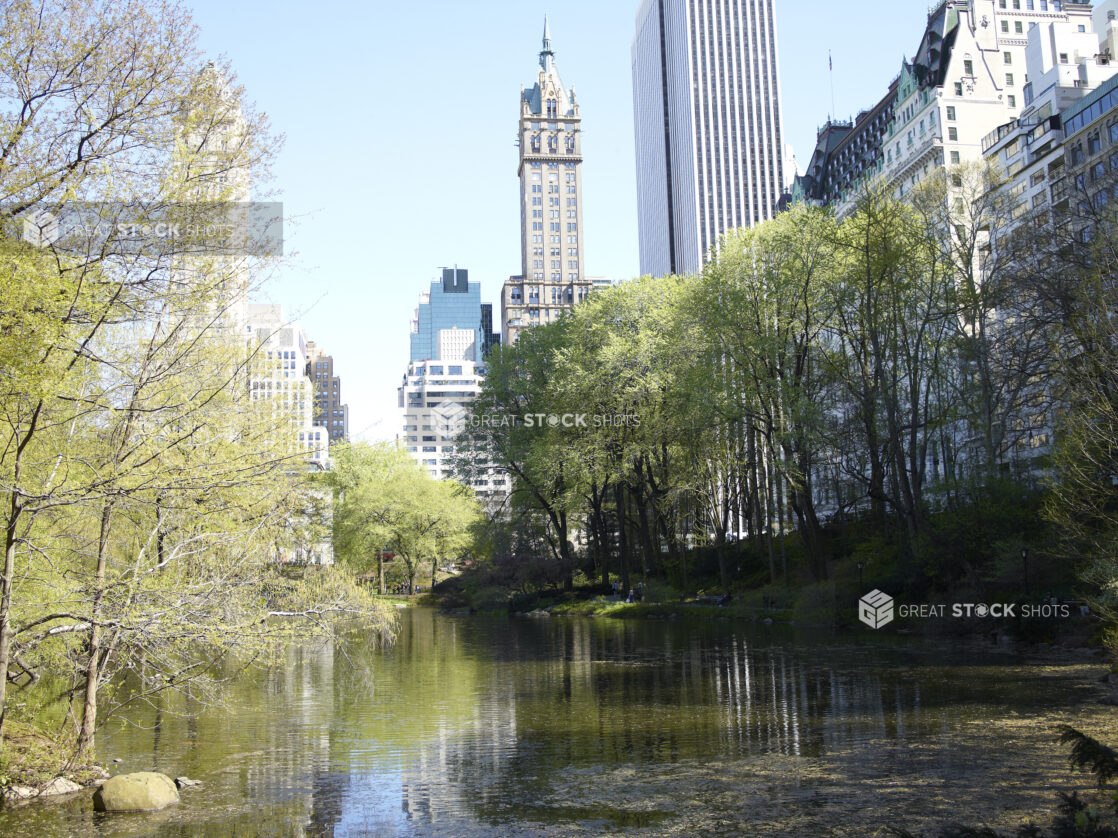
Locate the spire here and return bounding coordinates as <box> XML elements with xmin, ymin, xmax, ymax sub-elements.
<box><xmin>540</xmin><ymin>15</ymin><xmax>554</xmax><ymax>70</ymax></box>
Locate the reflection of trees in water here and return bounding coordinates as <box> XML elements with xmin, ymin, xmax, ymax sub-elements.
<box><xmin>52</xmin><ymin>611</ymin><xmax>1039</xmax><ymax>837</ymax></box>
<box><xmin>387</xmin><ymin>617</ymin><xmax>961</xmax><ymax>828</ymax></box>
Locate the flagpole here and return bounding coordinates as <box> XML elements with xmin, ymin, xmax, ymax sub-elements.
<box><xmin>829</xmin><ymin>50</ymin><xmax>836</xmax><ymax>122</ymax></box>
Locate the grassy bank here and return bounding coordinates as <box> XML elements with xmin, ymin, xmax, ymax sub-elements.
<box><xmin>0</xmin><ymin>722</ymin><xmax>106</xmax><ymax>791</ymax></box>
<box><xmin>431</xmin><ymin>480</ymin><xmax>1108</xmax><ymax>645</ymax></box>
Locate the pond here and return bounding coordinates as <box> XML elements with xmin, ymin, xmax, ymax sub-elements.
<box><xmin>0</xmin><ymin>607</ymin><xmax>1114</xmax><ymax>836</ymax></box>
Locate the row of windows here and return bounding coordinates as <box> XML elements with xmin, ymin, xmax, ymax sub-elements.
<box><xmin>529</xmin><ymin>197</ymin><xmax>571</xmax><ymax>207</ymax></box>
<box><xmin>998</xmin><ymin>0</ymin><xmax>1060</xmax><ymax>10</ymax></box>
<box><xmin>530</xmin><ymin>210</ymin><xmax>576</xmax><ymax>219</ymax></box>
<box><xmin>527</xmin><ymin>136</ymin><xmax>577</xmax><ymax>153</ymax></box>
<box><xmin>1065</xmin><ymin>88</ymin><xmax>1118</xmax><ymax>137</ymax></box>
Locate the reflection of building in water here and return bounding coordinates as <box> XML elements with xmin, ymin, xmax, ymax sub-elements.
<box><xmin>390</xmin><ymin>617</ymin><xmax>965</xmax><ymax>830</ymax></box>
<box><xmin>394</xmin><ymin>618</ymin><xmax>951</xmax><ymax>826</ymax></box>
<box><xmin>238</xmin><ymin>641</ymin><xmax>337</xmax><ymax>837</ymax></box>
<box><xmin>399</xmin><ymin>692</ymin><xmax>520</xmax><ymax>824</ymax></box>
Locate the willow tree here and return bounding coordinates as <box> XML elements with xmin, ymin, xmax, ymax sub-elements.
<box><xmin>0</xmin><ymin>0</ymin><xmax>389</xmax><ymax>765</ymax></box>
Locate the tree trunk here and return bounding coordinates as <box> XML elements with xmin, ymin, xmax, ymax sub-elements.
<box><xmin>0</xmin><ymin>405</ymin><xmax>40</xmax><ymax>750</ymax></box>
<box><xmin>715</xmin><ymin>532</ymin><xmax>729</xmax><ymax>595</ymax></box>
<box><xmin>79</xmin><ymin>502</ymin><xmax>114</xmax><ymax>755</ymax></box>
<box><xmin>0</xmin><ymin>495</ymin><xmax>21</xmax><ymax>749</ymax></box>
<box><xmin>614</xmin><ymin>485</ymin><xmax>631</xmax><ymax>594</ymax></box>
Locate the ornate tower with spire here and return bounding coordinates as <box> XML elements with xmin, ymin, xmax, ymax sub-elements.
<box><xmin>501</xmin><ymin>18</ymin><xmax>592</xmax><ymax>345</ymax></box>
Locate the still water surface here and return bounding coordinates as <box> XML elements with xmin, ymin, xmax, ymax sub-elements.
<box><xmin>0</xmin><ymin>608</ymin><xmax>1113</xmax><ymax>837</ymax></box>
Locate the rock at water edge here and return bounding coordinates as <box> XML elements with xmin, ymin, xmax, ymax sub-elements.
<box><xmin>41</xmin><ymin>777</ymin><xmax>82</xmax><ymax>796</ymax></box>
<box><xmin>92</xmin><ymin>772</ymin><xmax>179</xmax><ymax>812</ymax></box>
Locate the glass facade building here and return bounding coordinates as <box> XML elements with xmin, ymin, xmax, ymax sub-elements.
<box><xmin>410</xmin><ymin>268</ymin><xmax>485</xmax><ymax>363</ymax></box>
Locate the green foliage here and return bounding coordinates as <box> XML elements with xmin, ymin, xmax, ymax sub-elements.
<box><xmin>1058</xmin><ymin>726</ymin><xmax>1118</xmax><ymax>788</ymax></box>
<box><xmin>325</xmin><ymin>442</ymin><xmax>483</xmax><ymax>592</ymax></box>
<box><xmin>0</xmin><ymin>0</ymin><xmax>392</xmax><ymax>766</ymax></box>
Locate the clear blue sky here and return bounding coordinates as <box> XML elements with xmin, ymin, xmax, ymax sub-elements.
<box><xmin>186</xmin><ymin>0</ymin><xmax>930</xmax><ymax>441</ymax></box>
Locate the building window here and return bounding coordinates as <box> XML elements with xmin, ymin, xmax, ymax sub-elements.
<box><xmin>950</xmin><ymin>150</ymin><xmax>961</xmax><ymax>164</ymax></box>
<box><xmin>1008</xmin><ymin>94</ymin><xmax>1016</xmax><ymax>108</ymax></box>
<box><xmin>1006</xmin><ymin>73</ymin><xmax>1014</xmax><ymax>86</ymax></box>
<box><xmin>1001</xmin><ymin>20</ymin><xmax>1009</xmax><ymax>32</ymax></box>
<box><xmin>1014</xmin><ymin>21</ymin><xmax>1023</xmax><ymax>33</ymax></box>
<box><xmin>948</xmin><ymin>127</ymin><xmax>958</xmax><ymax>140</ymax></box>
<box><xmin>1059</xmin><ymin>52</ymin><xmax>1068</xmax><ymax>63</ymax></box>
<box><xmin>955</xmin><ymin>82</ymin><xmax>964</xmax><ymax>96</ymax></box>
<box><xmin>1004</xmin><ymin>51</ymin><xmax>1012</xmax><ymax>64</ymax></box>
<box><xmin>947</xmin><ymin>106</ymin><xmax>956</xmax><ymax>120</ymax></box>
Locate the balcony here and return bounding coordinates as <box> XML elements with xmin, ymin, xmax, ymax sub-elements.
<box><xmin>885</xmin><ymin>134</ymin><xmax>941</xmax><ymax>179</ymax></box>
<box><xmin>982</xmin><ymin>120</ymin><xmax>1018</xmax><ymax>154</ymax></box>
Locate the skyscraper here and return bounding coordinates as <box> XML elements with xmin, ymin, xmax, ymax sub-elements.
<box><xmin>502</xmin><ymin>18</ymin><xmax>593</xmax><ymax>345</ymax></box>
<box><xmin>306</xmin><ymin>342</ymin><xmax>350</xmax><ymax>446</ymax></box>
<box><xmin>632</xmin><ymin>0</ymin><xmax>786</xmax><ymax>277</ymax></box>
<box><xmin>245</xmin><ymin>304</ymin><xmax>330</xmax><ymax>468</ymax></box>
<box><xmin>399</xmin><ymin>269</ymin><xmax>510</xmax><ymax>499</ymax></box>
<box><xmin>411</xmin><ymin>267</ymin><xmax>485</xmax><ymax>364</ymax></box>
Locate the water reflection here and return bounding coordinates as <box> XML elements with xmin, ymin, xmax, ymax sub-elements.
<box><xmin>0</xmin><ymin>609</ymin><xmax>1108</xmax><ymax>837</ymax></box>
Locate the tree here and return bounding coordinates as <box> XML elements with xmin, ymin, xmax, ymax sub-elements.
<box><xmin>697</xmin><ymin>205</ymin><xmax>840</xmax><ymax>582</ymax></box>
<box><xmin>826</xmin><ymin>185</ymin><xmax>956</xmax><ymax>551</ymax></box>
<box><xmin>457</xmin><ymin>323</ymin><xmax>585</xmax><ymax>590</ymax></box>
<box><xmin>0</xmin><ymin>0</ymin><xmax>389</xmax><ymax>766</ymax></box>
<box><xmin>1044</xmin><ymin>204</ymin><xmax>1118</xmax><ymax>638</ymax></box>
<box><xmin>328</xmin><ymin>442</ymin><xmax>482</xmax><ymax>595</ymax></box>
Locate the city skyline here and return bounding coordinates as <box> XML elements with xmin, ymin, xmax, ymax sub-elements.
<box><xmin>184</xmin><ymin>0</ymin><xmax>924</xmax><ymax>442</ymax></box>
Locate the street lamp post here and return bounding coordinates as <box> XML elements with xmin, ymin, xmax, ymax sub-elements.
<box><xmin>1021</xmin><ymin>547</ymin><xmax>1030</xmax><ymax>596</ymax></box>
